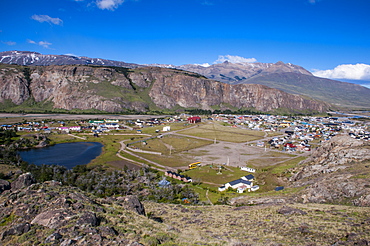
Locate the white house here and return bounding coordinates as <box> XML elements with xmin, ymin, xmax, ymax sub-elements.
<box><xmin>241</xmin><ymin>174</ymin><xmax>255</xmax><ymax>181</ymax></box>
<box><xmin>163</xmin><ymin>126</ymin><xmax>171</xmax><ymax>132</ymax></box>
<box><xmin>241</xmin><ymin>167</ymin><xmax>256</xmax><ymax>173</ymax></box>
<box><xmin>68</xmin><ymin>126</ymin><xmax>81</xmax><ymax>131</ymax></box>
<box><xmin>225</xmin><ymin>179</ymin><xmax>253</xmax><ymax>190</ymax></box>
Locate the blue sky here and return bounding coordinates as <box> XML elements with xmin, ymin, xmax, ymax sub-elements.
<box><xmin>1</xmin><ymin>0</ymin><xmax>370</xmax><ymax>82</ymax></box>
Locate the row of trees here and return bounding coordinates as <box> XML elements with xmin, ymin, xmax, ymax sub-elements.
<box><xmin>20</xmin><ymin>163</ymin><xmax>199</xmax><ymax>203</ymax></box>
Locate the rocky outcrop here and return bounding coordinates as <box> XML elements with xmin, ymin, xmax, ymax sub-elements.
<box><xmin>289</xmin><ymin>135</ymin><xmax>370</xmax><ymax>206</ymax></box>
<box><xmin>31</xmin><ymin>209</ymin><xmax>76</xmax><ymax>229</ymax></box>
<box><xmin>0</xmin><ymin>179</ymin><xmax>10</xmax><ymax>193</ymax></box>
<box><xmin>290</xmin><ymin>135</ymin><xmax>370</xmax><ymax>182</ymax></box>
<box><xmin>117</xmin><ymin>195</ymin><xmax>146</xmax><ymax>216</ymax></box>
<box><xmin>1</xmin><ymin>222</ymin><xmax>31</xmax><ymax>239</ymax></box>
<box><xmin>298</xmin><ymin>174</ymin><xmax>370</xmax><ymax>204</ymax></box>
<box><xmin>277</xmin><ymin>206</ymin><xmax>307</xmax><ymax>215</ymax></box>
<box><xmin>10</xmin><ymin>172</ymin><xmax>36</xmax><ymax>191</ymax></box>
<box><xmin>0</xmin><ymin>64</ymin><xmax>330</xmax><ymax>113</ymax></box>
<box><xmin>353</xmin><ymin>195</ymin><xmax>370</xmax><ymax>207</ymax></box>
<box><xmin>0</xmin><ymin>180</ymin><xmax>148</xmax><ymax>246</ymax></box>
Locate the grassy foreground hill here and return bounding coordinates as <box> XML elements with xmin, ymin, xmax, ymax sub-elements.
<box><xmin>1</xmin><ymin>179</ymin><xmax>369</xmax><ymax>246</ymax></box>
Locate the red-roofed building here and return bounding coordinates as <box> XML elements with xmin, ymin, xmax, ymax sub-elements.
<box><xmin>188</xmin><ymin>116</ymin><xmax>201</xmax><ymax>124</ymax></box>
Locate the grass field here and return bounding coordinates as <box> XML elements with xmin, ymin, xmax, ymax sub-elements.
<box><xmin>132</xmin><ymin>152</ymin><xmax>196</xmax><ymax>168</ymax></box>
<box><xmin>177</xmin><ymin>122</ymin><xmax>280</xmax><ymax>142</ymax></box>
<box><xmin>184</xmin><ymin>165</ymin><xmax>247</xmax><ymax>185</ymax></box>
<box><xmin>143</xmin><ymin>201</ymin><xmax>370</xmax><ymax>245</ymax></box>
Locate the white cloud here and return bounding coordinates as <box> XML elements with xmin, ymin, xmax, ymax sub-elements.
<box><xmin>96</xmin><ymin>0</ymin><xmax>124</xmax><ymax>10</ymax></box>
<box><xmin>27</xmin><ymin>39</ymin><xmax>52</xmax><ymax>49</ymax></box>
<box><xmin>214</xmin><ymin>55</ymin><xmax>257</xmax><ymax>64</ymax></box>
<box><xmin>312</xmin><ymin>64</ymin><xmax>370</xmax><ymax>80</ymax></box>
<box><xmin>194</xmin><ymin>63</ymin><xmax>211</xmax><ymax>67</ymax></box>
<box><xmin>31</xmin><ymin>15</ymin><xmax>63</xmax><ymax>25</ymax></box>
<box><xmin>2</xmin><ymin>41</ymin><xmax>16</xmax><ymax>46</ymax></box>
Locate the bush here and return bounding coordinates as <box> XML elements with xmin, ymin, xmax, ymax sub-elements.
<box><xmin>141</xmin><ymin>236</ymin><xmax>159</xmax><ymax>246</ymax></box>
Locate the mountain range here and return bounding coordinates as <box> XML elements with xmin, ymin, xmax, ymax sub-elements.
<box><xmin>0</xmin><ymin>50</ymin><xmax>369</xmax><ymax>113</ymax></box>
<box><xmin>0</xmin><ymin>64</ymin><xmax>328</xmax><ymax>114</ymax></box>
<box><xmin>0</xmin><ymin>50</ymin><xmax>140</xmax><ymax>69</ymax></box>
<box><xmin>153</xmin><ymin>61</ymin><xmax>370</xmax><ymax>109</ymax></box>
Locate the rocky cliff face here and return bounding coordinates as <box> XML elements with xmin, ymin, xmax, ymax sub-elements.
<box><xmin>0</xmin><ymin>64</ymin><xmax>329</xmax><ymax>113</ymax></box>
<box><xmin>148</xmin><ymin>70</ymin><xmax>328</xmax><ymax>112</ymax></box>
<box><xmin>289</xmin><ymin>135</ymin><xmax>370</xmax><ymax>205</ymax></box>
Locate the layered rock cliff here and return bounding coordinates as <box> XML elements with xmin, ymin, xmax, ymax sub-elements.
<box><xmin>0</xmin><ymin>64</ymin><xmax>330</xmax><ymax>113</ymax></box>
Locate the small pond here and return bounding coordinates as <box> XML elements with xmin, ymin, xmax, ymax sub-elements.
<box><xmin>19</xmin><ymin>142</ymin><xmax>103</xmax><ymax>169</ymax></box>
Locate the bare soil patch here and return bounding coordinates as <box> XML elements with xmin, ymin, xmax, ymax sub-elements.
<box><xmin>182</xmin><ymin>141</ymin><xmax>295</xmax><ymax>168</ymax></box>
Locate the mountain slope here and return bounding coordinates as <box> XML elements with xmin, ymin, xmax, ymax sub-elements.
<box><xmin>0</xmin><ymin>64</ymin><xmax>329</xmax><ymax>114</ymax></box>
<box><xmin>167</xmin><ymin>61</ymin><xmax>370</xmax><ymax>109</ymax></box>
<box><xmin>172</xmin><ymin>60</ymin><xmax>312</xmax><ymax>84</ymax></box>
<box><xmin>244</xmin><ymin>72</ymin><xmax>370</xmax><ymax>108</ymax></box>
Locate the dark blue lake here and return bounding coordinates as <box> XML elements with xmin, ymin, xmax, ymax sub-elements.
<box><xmin>19</xmin><ymin>142</ymin><xmax>103</xmax><ymax>169</ymax></box>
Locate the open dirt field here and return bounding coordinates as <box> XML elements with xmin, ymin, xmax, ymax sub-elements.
<box><xmin>180</xmin><ymin>140</ymin><xmax>298</xmax><ymax>168</ymax></box>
